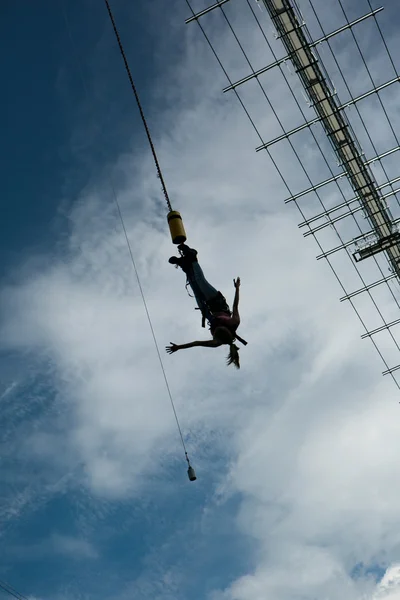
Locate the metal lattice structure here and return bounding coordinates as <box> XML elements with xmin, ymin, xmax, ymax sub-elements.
<box><xmin>184</xmin><ymin>0</ymin><xmax>400</xmax><ymax>388</ymax></box>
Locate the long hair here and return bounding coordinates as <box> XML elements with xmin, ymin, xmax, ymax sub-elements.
<box><xmin>227</xmin><ymin>343</ymin><xmax>240</xmax><ymax>369</ymax></box>
<box><xmin>213</xmin><ymin>326</ymin><xmax>241</xmax><ymax>369</ymax></box>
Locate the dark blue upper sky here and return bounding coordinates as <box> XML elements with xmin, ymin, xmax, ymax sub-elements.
<box><xmin>1</xmin><ymin>1</ymin><xmax>70</xmax><ymax>276</ymax></box>
<box><xmin>0</xmin><ymin>0</ymin><xmax>167</xmax><ymax>280</ymax></box>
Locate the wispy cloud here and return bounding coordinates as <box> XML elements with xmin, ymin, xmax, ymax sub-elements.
<box><xmin>1</xmin><ymin>0</ymin><xmax>400</xmax><ymax>599</ymax></box>
<box><xmin>0</xmin><ymin>381</ymin><xmax>18</xmax><ymax>402</ymax></box>
<box><xmin>7</xmin><ymin>533</ymin><xmax>97</xmax><ymax>562</ymax></box>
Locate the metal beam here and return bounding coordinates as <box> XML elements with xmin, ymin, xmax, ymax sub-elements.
<box><xmin>361</xmin><ymin>317</ymin><xmax>400</xmax><ymax>339</ymax></box>
<box><xmin>255</xmin><ymin>77</ymin><xmax>400</xmax><ymax>151</ymax></box>
<box><xmin>383</xmin><ymin>364</ymin><xmax>400</xmax><ymax>376</ymax></box>
<box><xmin>287</xmin><ymin>145</ymin><xmax>400</xmax><ymax>206</ymax></box>
<box><xmin>222</xmin><ymin>7</ymin><xmax>383</xmax><ymax>93</ymax></box>
<box><xmin>353</xmin><ymin>231</ymin><xmax>400</xmax><ymax>262</ymax></box>
<box><xmin>298</xmin><ymin>171</ymin><xmax>400</xmax><ymax>226</ymax></box>
<box><xmin>303</xmin><ymin>187</ymin><xmax>400</xmax><ymax>238</ymax></box>
<box><xmin>316</xmin><ymin>216</ymin><xmax>400</xmax><ymax>260</ymax></box>
<box><xmin>340</xmin><ymin>274</ymin><xmax>397</xmax><ymax>302</ymax></box>
<box><xmin>185</xmin><ymin>0</ymin><xmax>231</xmax><ymax>24</ymax></box>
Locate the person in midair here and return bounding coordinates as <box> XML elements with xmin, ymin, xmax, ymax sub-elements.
<box><xmin>165</xmin><ymin>243</ymin><xmax>246</xmax><ymax>369</ymax></box>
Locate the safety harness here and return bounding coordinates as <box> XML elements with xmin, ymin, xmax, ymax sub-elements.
<box><xmin>181</xmin><ymin>253</ymin><xmax>248</xmax><ymax>347</ymax></box>
<box><xmin>194</xmin><ymin>290</ymin><xmax>248</xmax><ymax>346</ymax></box>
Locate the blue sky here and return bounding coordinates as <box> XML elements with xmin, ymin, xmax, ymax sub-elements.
<box><xmin>2</xmin><ymin>1</ymin><xmax>400</xmax><ymax>600</ymax></box>
<box><xmin>1</xmin><ymin>1</ymin><xmax>66</xmax><ymax>277</ymax></box>
<box><xmin>1</xmin><ymin>2</ymin><xmax>256</xmax><ymax>598</ymax></box>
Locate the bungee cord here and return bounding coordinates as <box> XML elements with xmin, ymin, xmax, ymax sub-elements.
<box><xmin>104</xmin><ymin>0</ymin><xmax>172</xmax><ymax>213</ymax></box>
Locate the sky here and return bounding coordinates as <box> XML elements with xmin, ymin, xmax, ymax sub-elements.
<box><xmin>1</xmin><ymin>0</ymin><xmax>400</xmax><ymax>599</ymax></box>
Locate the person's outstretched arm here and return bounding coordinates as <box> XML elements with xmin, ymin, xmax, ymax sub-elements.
<box><xmin>166</xmin><ymin>340</ymin><xmax>222</xmax><ymax>354</ymax></box>
<box><xmin>232</xmin><ymin>277</ymin><xmax>241</xmax><ymax>324</ymax></box>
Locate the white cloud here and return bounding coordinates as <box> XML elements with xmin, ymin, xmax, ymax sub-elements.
<box><xmin>50</xmin><ymin>533</ymin><xmax>98</xmax><ymax>559</ymax></box>
<box><xmin>5</xmin><ymin>533</ymin><xmax>97</xmax><ymax>564</ymax></box>
<box><xmin>2</xmin><ymin>0</ymin><xmax>400</xmax><ymax>599</ymax></box>
<box><xmin>375</xmin><ymin>566</ymin><xmax>400</xmax><ymax>600</ymax></box>
<box><xmin>0</xmin><ymin>381</ymin><xmax>18</xmax><ymax>401</ymax></box>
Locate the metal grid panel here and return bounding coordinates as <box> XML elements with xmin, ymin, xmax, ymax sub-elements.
<box><xmin>184</xmin><ymin>0</ymin><xmax>400</xmax><ymax>387</ymax></box>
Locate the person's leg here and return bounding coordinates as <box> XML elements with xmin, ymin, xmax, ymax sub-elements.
<box><xmin>184</xmin><ymin>262</ymin><xmax>219</xmax><ymax>321</ymax></box>
<box><xmin>187</xmin><ymin>262</ymin><xmax>218</xmax><ymax>302</ymax></box>
<box><xmin>169</xmin><ymin>244</ymin><xmax>217</xmax><ymax>300</ymax></box>
<box><xmin>169</xmin><ymin>244</ymin><xmax>227</xmax><ymax>316</ymax></box>
<box><xmin>187</xmin><ymin>257</ymin><xmax>230</xmax><ymax>313</ymax></box>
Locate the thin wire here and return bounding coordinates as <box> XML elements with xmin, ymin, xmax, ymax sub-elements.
<box><xmin>184</xmin><ymin>0</ymin><xmax>400</xmax><ymax>388</ymax></box>
<box><xmin>367</xmin><ymin>0</ymin><xmax>400</xmax><ymax>79</ymax></box>
<box><xmin>112</xmin><ymin>187</ymin><xmax>190</xmax><ymax>462</ymax></box>
<box><xmin>62</xmin><ymin>0</ymin><xmax>190</xmax><ymax>463</ymax></box>
<box><xmin>0</xmin><ymin>580</ymin><xmax>29</xmax><ymax>600</ymax></box>
<box><xmin>104</xmin><ymin>0</ymin><xmax>172</xmax><ymax>213</ymax></box>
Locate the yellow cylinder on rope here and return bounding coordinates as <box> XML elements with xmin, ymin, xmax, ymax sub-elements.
<box><xmin>167</xmin><ymin>210</ymin><xmax>187</xmax><ymax>245</ymax></box>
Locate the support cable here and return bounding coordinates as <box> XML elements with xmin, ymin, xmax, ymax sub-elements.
<box><xmin>367</xmin><ymin>0</ymin><xmax>400</xmax><ymax>81</ymax></box>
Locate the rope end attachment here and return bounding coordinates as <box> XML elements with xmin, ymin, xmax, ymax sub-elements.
<box><xmin>168</xmin><ymin>210</ymin><xmax>187</xmax><ymax>245</ymax></box>
<box><xmin>185</xmin><ymin>452</ymin><xmax>197</xmax><ymax>482</ymax></box>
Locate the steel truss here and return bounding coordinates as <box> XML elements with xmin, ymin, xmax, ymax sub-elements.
<box><xmin>185</xmin><ymin>0</ymin><xmax>400</xmax><ymax>386</ymax></box>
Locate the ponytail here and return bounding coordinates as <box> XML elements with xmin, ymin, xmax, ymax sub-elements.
<box><xmin>213</xmin><ymin>327</ymin><xmax>241</xmax><ymax>368</ymax></box>
<box><xmin>227</xmin><ymin>343</ymin><xmax>240</xmax><ymax>369</ymax></box>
